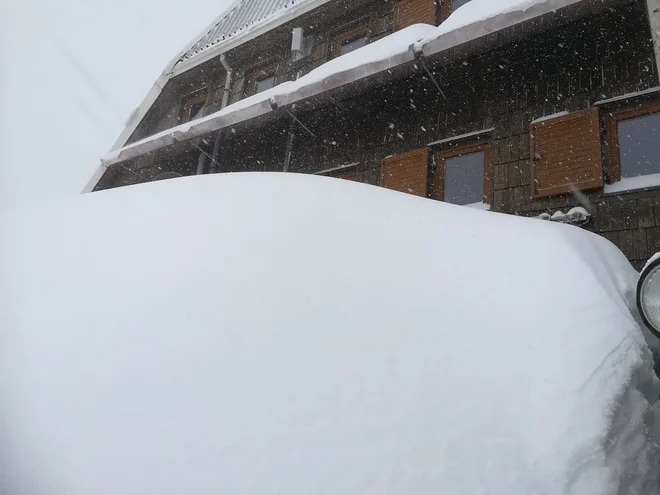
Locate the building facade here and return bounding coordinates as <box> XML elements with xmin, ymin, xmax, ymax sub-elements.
<box><xmin>91</xmin><ymin>0</ymin><xmax>660</xmax><ymax>270</ymax></box>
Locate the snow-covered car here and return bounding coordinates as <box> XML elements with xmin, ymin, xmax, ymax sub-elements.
<box><xmin>2</xmin><ymin>173</ymin><xmax>660</xmax><ymax>494</ymax></box>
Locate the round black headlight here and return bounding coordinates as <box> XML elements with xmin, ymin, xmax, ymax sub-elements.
<box><xmin>636</xmin><ymin>255</ymin><xmax>660</xmax><ymax>339</ymax></box>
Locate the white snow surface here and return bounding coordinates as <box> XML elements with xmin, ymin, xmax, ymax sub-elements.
<box><xmin>2</xmin><ymin>173</ymin><xmax>660</xmax><ymax>494</ymax></box>
<box><xmin>416</xmin><ymin>0</ymin><xmax>550</xmax><ymax>47</ymax></box>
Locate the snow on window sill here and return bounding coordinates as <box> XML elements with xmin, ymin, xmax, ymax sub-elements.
<box><xmin>603</xmin><ymin>173</ymin><xmax>660</xmax><ymax>195</ymax></box>
<box><xmin>464</xmin><ymin>202</ymin><xmax>491</xmax><ymax>211</ymax></box>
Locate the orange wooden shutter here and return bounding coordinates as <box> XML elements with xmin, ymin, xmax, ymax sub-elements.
<box><xmin>395</xmin><ymin>0</ymin><xmax>437</xmax><ymax>29</ymax></box>
<box><xmin>381</xmin><ymin>148</ymin><xmax>429</xmax><ymax>196</ymax></box>
<box><xmin>529</xmin><ymin>108</ymin><xmax>603</xmax><ymax>198</ymax></box>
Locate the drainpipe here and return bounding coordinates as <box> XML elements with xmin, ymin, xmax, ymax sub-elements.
<box><xmin>197</xmin><ymin>54</ymin><xmax>233</xmax><ymax>175</ymax></box>
<box><xmin>220</xmin><ymin>54</ymin><xmax>234</xmax><ymax>109</ymax></box>
<box><xmin>283</xmin><ymin>117</ymin><xmax>296</xmax><ymax>172</ymax></box>
<box><xmin>203</xmin><ymin>54</ymin><xmax>234</xmax><ymax>174</ymax></box>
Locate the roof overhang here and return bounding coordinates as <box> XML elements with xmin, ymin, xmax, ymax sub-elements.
<box><xmin>109</xmin><ymin>0</ymin><xmax>333</xmax><ymax>153</ymax></box>
<box><xmin>171</xmin><ymin>0</ymin><xmax>334</xmax><ymax>78</ymax></box>
<box><xmin>94</xmin><ymin>0</ymin><xmax>633</xmax><ymax>189</ymax></box>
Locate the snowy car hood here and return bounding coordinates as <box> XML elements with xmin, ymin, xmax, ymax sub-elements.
<box><xmin>1</xmin><ymin>173</ymin><xmax>658</xmax><ymax>494</ymax></box>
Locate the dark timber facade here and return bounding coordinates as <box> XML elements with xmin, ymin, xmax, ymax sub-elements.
<box><xmin>93</xmin><ymin>0</ymin><xmax>660</xmax><ymax>270</ymax></box>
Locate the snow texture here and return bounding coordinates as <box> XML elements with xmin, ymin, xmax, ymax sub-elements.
<box><xmin>415</xmin><ymin>0</ymin><xmax>550</xmax><ymax>48</ymax></box>
<box><xmin>2</xmin><ymin>173</ymin><xmax>660</xmax><ymax>495</ymax></box>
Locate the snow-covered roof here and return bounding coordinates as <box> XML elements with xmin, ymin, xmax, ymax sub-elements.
<box><xmin>172</xmin><ymin>0</ymin><xmax>332</xmax><ymax>77</ymax></box>
<box><xmin>4</xmin><ymin>173</ymin><xmax>659</xmax><ymax>493</ymax></box>
<box><xmin>178</xmin><ymin>0</ymin><xmax>321</xmax><ymax>66</ymax></box>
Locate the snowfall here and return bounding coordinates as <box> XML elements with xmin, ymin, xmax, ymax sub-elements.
<box><xmin>1</xmin><ymin>173</ymin><xmax>660</xmax><ymax>494</ymax></box>
<box><xmin>101</xmin><ymin>0</ymin><xmax>566</xmax><ymax>170</ymax></box>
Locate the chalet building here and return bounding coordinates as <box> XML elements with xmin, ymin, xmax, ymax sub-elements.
<box><xmin>88</xmin><ymin>0</ymin><xmax>660</xmax><ymax>269</ymax></box>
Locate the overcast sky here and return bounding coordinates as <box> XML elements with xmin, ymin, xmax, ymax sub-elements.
<box><xmin>1</xmin><ymin>0</ymin><xmax>233</xmax><ymax>210</ymax></box>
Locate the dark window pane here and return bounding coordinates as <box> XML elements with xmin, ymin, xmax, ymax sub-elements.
<box><xmin>189</xmin><ymin>100</ymin><xmax>204</xmax><ymax>120</ymax></box>
<box><xmin>340</xmin><ymin>37</ymin><xmax>366</xmax><ymax>55</ymax></box>
<box><xmin>444</xmin><ymin>151</ymin><xmax>484</xmax><ymax>205</ymax></box>
<box><xmin>618</xmin><ymin>112</ymin><xmax>660</xmax><ymax>178</ymax></box>
<box><xmin>451</xmin><ymin>0</ymin><xmax>472</xmax><ymax>13</ymax></box>
<box><xmin>255</xmin><ymin>75</ymin><xmax>275</xmax><ymax>94</ymax></box>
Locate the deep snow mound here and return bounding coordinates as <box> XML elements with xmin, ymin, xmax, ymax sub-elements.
<box><xmin>1</xmin><ymin>173</ymin><xmax>659</xmax><ymax>494</ymax></box>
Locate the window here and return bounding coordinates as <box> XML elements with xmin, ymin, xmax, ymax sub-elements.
<box><xmin>180</xmin><ymin>91</ymin><xmax>207</xmax><ymax>123</ymax></box>
<box><xmin>339</xmin><ymin>37</ymin><xmax>367</xmax><ymax>56</ymax></box>
<box><xmin>606</xmin><ymin>101</ymin><xmax>660</xmax><ymax>183</ymax></box>
<box><xmin>254</xmin><ymin>75</ymin><xmax>276</xmax><ymax>94</ymax></box>
<box><xmin>395</xmin><ymin>0</ymin><xmax>437</xmax><ymax>29</ymax></box>
<box><xmin>529</xmin><ymin>108</ymin><xmax>603</xmax><ymax>198</ymax></box>
<box><xmin>433</xmin><ymin>142</ymin><xmax>490</xmax><ymax>205</ymax></box>
<box><xmin>246</xmin><ymin>64</ymin><xmax>278</xmax><ymax>96</ymax></box>
<box><xmin>331</xmin><ymin>25</ymin><xmax>369</xmax><ymax>58</ymax></box>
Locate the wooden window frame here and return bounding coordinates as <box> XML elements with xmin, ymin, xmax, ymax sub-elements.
<box><xmin>330</xmin><ymin>24</ymin><xmax>370</xmax><ymax>59</ymax></box>
<box><xmin>432</xmin><ymin>141</ymin><xmax>491</xmax><ymax>204</ymax></box>
<box><xmin>180</xmin><ymin>90</ymin><xmax>208</xmax><ymax>123</ymax></box>
<box><xmin>245</xmin><ymin>62</ymin><xmax>278</xmax><ymax>96</ymax></box>
<box><xmin>605</xmin><ymin>99</ymin><xmax>660</xmax><ymax>184</ymax></box>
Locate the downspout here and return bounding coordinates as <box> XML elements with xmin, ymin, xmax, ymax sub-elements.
<box><xmin>197</xmin><ymin>53</ymin><xmax>234</xmax><ymax>175</ymax></box>
<box><xmin>206</xmin><ymin>54</ymin><xmax>234</xmax><ymax>174</ymax></box>
<box><xmin>220</xmin><ymin>54</ymin><xmax>234</xmax><ymax>109</ymax></box>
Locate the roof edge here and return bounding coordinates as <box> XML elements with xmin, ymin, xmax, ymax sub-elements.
<box><xmin>109</xmin><ymin>0</ymin><xmax>332</xmax><ymax>152</ymax></box>
<box><xmin>170</xmin><ymin>0</ymin><xmax>333</xmax><ymax>78</ymax></box>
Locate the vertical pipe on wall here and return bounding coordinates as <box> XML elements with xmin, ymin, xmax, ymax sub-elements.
<box><xmin>209</xmin><ymin>130</ymin><xmax>223</xmax><ymax>173</ymax></box>
<box><xmin>220</xmin><ymin>54</ymin><xmax>234</xmax><ymax>109</ymax></box>
<box><xmin>283</xmin><ymin>117</ymin><xmax>296</xmax><ymax>172</ymax></box>
<box><xmin>196</xmin><ymin>150</ymin><xmax>207</xmax><ymax>175</ymax></box>
<box><xmin>199</xmin><ymin>55</ymin><xmax>233</xmax><ymax>175</ymax></box>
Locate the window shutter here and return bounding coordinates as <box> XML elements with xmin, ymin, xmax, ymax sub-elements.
<box><xmin>395</xmin><ymin>0</ymin><xmax>437</xmax><ymax>29</ymax></box>
<box><xmin>381</xmin><ymin>148</ymin><xmax>429</xmax><ymax>196</ymax></box>
<box><xmin>529</xmin><ymin>108</ymin><xmax>603</xmax><ymax>199</ymax></box>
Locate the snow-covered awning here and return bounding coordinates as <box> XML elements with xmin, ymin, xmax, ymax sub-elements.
<box><xmin>97</xmin><ymin>0</ymin><xmax>625</xmax><ymax>176</ymax></box>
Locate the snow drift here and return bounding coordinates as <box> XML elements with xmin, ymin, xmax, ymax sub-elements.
<box><xmin>1</xmin><ymin>173</ymin><xmax>659</xmax><ymax>494</ymax></box>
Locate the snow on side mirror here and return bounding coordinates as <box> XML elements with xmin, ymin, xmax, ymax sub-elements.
<box><xmin>637</xmin><ymin>254</ymin><xmax>660</xmax><ymax>339</ymax></box>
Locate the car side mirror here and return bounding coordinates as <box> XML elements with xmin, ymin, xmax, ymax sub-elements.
<box><xmin>637</xmin><ymin>254</ymin><xmax>660</xmax><ymax>339</ymax></box>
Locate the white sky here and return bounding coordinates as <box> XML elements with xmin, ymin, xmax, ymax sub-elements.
<box><xmin>0</xmin><ymin>0</ymin><xmax>233</xmax><ymax>210</ymax></box>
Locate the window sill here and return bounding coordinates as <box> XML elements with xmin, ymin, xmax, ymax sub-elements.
<box><xmin>603</xmin><ymin>174</ymin><xmax>660</xmax><ymax>195</ymax></box>
<box><xmin>464</xmin><ymin>202</ymin><xmax>491</xmax><ymax>211</ymax></box>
